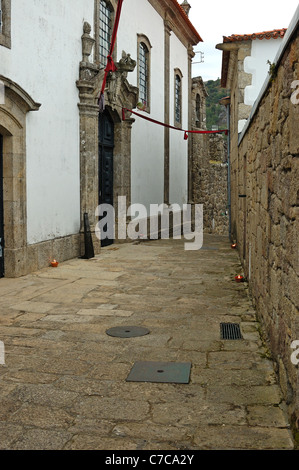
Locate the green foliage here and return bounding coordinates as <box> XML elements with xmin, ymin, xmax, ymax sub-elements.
<box><xmin>267</xmin><ymin>60</ymin><xmax>277</xmax><ymax>82</ymax></box>
<box><xmin>204</xmin><ymin>78</ymin><xmax>229</xmax><ymax>130</ymax></box>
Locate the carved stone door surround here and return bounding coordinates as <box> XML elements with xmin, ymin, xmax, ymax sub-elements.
<box><xmin>77</xmin><ymin>22</ymin><xmax>138</xmax><ymax>250</ymax></box>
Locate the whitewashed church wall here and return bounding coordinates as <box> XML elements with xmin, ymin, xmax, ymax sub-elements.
<box><xmin>169</xmin><ymin>32</ymin><xmax>189</xmax><ymax>207</ymax></box>
<box><xmin>0</xmin><ymin>0</ymin><xmax>94</xmax><ymax>244</ymax></box>
<box><xmin>0</xmin><ymin>0</ymin><xmax>193</xmax><ymax>242</ymax></box>
<box><xmin>119</xmin><ymin>0</ymin><xmax>165</xmax><ymax>214</ymax></box>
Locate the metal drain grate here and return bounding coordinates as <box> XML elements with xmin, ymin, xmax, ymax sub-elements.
<box><xmin>220</xmin><ymin>323</ymin><xmax>243</xmax><ymax>340</ymax></box>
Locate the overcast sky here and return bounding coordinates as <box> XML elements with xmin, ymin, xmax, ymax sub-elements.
<box><xmin>188</xmin><ymin>0</ymin><xmax>299</xmax><ymax>81</ymax></box>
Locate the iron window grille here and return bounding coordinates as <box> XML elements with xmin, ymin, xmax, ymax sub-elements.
<box><xmin>99</xmin><ymin>0</ymin><xmax>112</xmax><ymax>67</ymax></box>
<box><xmin>175</xmin><ymin>74</ymin><xmax>182</xmax><ymax>124</ymax></box>
<box><xmin>139</xmin><ymin>42</ymin><xmax>148</xmax><ymax>106</ymax></box>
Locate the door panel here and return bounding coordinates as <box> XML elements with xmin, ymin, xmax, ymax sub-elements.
<box><xmin>99</xmin><ymin>112</ymin><xmax>114</xmax><ymax>247</ymax></box>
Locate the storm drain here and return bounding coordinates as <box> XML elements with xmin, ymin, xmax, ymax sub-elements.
<box><xmin>106</xmin><ymin>326</ymin><xmax>150</xmax><ymax>338</ymax></box>
<box><xmin>220</xmin><ymin>322</ymin><xmax>243</xmax><ymax>340</ymax></box>
<box><xmin>126</xmin><ymin>361</ymin><xmax>191</xmax><ymax>384</ymax></box>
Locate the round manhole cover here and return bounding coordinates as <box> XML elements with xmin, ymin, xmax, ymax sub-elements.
<box><xmin>106</xmin><ymin>326</ymin><xmax>150</xmax><ymax>338</ymax></box>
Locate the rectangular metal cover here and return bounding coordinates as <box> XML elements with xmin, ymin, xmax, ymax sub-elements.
<box><xmin>126</xmin><ymin>361</ymin><xmax>191</xmax><ymax>384</ymax></box>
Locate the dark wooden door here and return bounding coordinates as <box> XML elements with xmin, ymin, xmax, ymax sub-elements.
<box><xmin>99</xmin><ymin>111</ymin><xmax>114</xmax><ymax>247</ymax></box>
<box><xmin>0</xmin><ymin>135</ymin><xmax>4</xmax><ymax>277</ymax></box>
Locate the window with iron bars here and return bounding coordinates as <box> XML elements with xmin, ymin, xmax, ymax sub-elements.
<box><xmin>139</xmin><ymin>43</ymin><xmax>148</xmax><ymax>106</ymax></box>
<box><xmin>99</xmin><ymin>0</ymin><xmax>112</xmax><ymax>67</ymax></box>
<box><xmin>175</xmin><ymin>74</ymin><xmax>182</xmax><ymax>124</ymax></box>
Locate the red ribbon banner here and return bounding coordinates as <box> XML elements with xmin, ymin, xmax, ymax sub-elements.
<box><xmin>122</xmin><ymin>108</ymin><xmax>228</xmax><ymax>139</ymax></box>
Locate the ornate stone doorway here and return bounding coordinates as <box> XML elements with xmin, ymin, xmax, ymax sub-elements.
<box><xmin>76</xmin><ymin>22</ymin><xmax>138</xmax><ymax>251</ymax></box>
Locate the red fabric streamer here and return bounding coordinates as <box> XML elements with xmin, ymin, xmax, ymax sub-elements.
<box><xmin>105</xmin><ymin>55</ymin><xmax>117</xmax><ymax>73</ymax></box>
<box><xmin>99</xmin><ymin>0</ymin><xmax>125</xmax><ymax>111</ymax></box>
<box><xmin>184</xmin><ymin>129</ymin><xmax>229</xmax><ymax>138</ymax></box>
<box><xmin>122</xmin><ymin>108</ymin><xmax>228</xmax><ymax>139</ymax></box>
<box><xmin>122</xmin><ymin>108</ymin><xmax>183</xmax><ymax>132</ymax></box>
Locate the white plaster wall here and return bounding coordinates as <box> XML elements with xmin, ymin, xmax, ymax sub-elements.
<box><xmin>0</xmin><ymin>0</ymin><xmax>191</xmax><ymax>239</ymax></box>
<box><xmin>169</xmin><ymin>33</ymin><xmax>188</xmax><ymax>206</ymax></box>
<box><xmin>119</xmin><ymin>0</ymin><xmax>189</xmax><ymax>212</ymax></box>
<box><xmin>118</xmin><ymin>0</ymin><xmax>165</xmax><ymax>213</ymax></box>
<box><xmin>244</xmin><ymin>38</ymin><xmax>284</xmax><ymax>106</ymax></box>
<box><xmin>0</xmin><ymin>0</ymin><xmax>94</xmax><ymax>244</ymax></box>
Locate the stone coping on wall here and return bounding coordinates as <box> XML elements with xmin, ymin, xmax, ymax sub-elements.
<box><xmin>238</xmin><ymin>4</ymin><xmax>299</xmax><ymax>145</ymax></box>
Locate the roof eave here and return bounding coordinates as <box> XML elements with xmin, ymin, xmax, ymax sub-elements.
<box><xmin>169</xmin><ymin>0</ymin><xmax>203</xmax><ymax>43</ymax></box>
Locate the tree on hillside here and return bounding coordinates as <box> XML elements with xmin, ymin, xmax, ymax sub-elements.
<box><xmin>204</xmin><ymin>78</ymin><xmax>228</xmax><ymax>130</ymax></box>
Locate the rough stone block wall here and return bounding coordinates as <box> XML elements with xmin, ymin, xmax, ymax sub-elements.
<box><xmin>192</xmin><ymin>133</ymin><xmax>229</xmax><ymax>235</ymax></box>
<box><xmin>236</xmin><ymin>28</ymin><xmax>299</xmax><ymax>427</ymax></box>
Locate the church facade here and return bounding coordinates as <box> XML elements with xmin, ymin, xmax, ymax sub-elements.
<box><xmin>0</xmin><ymin>0</ymin><xmax>201</xmax><ymax>277</ymax></box>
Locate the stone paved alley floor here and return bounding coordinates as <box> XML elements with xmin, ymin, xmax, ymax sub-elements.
<box><xmin>0</xmin><ymin>235</ymin><xmax>295</xmax><ymax>450</ymax></box>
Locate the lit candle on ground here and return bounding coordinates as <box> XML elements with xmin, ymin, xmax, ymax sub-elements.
<box><xmin>235</xmin><ymin>275</ymin><xmax>244</xmax><ymax>282</ymax></box>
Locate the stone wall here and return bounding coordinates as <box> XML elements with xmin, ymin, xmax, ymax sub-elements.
<box><xmin>191</xmin><ymin>76</ymin><xmax>229</xmax><ymax>236</ymax></box>
<box><xmin>234</xmin><ymin>27</ymin><xmax>299</xmax><ymax>427</ymax></box>
<box><xmin>192</xmin><ymin>133</ymin><xmax>229</xmax><ymax>235</ymax></box>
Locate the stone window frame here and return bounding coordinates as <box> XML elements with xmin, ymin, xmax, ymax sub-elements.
<box><xmin>174</xmin><ymin>68</ymin><xmax>183</xmax><ymax>127</ymax></box>
<box><xmin>0</xmin><ymin>0</ymin><xmax>11</xmax><ymax>49</ymax></box>
<box><xmin>137</xmin><ymin>34</ymin><xmax>152</xmax><ymax>113</ymax></box>
<box><xmin>94</xmin><ymin>0</ymin><xmax>117</xmax><ymax>67</ymax></box>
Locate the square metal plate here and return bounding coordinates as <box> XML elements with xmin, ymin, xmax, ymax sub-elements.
<box><xmin>126</xmin><ymin>361</ymin><xmax>191</xmax><ymax>384</ymax></box>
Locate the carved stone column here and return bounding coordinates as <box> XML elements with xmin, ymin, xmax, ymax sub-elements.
<box><xmin>114</xmin><ymin>116</ymin><xmax>135</xmax><ymax>241</ymax></box>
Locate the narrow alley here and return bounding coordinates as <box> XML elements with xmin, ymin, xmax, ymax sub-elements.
<box><xmin>0</xmin><ymin>235</ymin><xmax>294</xmax><ymax>450</ymax></box>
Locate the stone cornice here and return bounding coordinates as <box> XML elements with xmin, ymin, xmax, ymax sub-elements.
<box><xmin>147</xmin><ymin>0</ymin><xmax>202</xmax><ymax>47</ymax></box>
